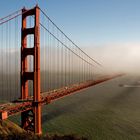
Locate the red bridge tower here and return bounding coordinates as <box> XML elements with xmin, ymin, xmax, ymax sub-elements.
<box><xmin>21</xmin><ymin>5</ymin><xmax>41</xmax><ymax>135</ymax></box>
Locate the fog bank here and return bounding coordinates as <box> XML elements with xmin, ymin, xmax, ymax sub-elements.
<box><xmin>83</xmin><ymin>43</ymin><xmax>140</xmax><ymax>74</ymax></box>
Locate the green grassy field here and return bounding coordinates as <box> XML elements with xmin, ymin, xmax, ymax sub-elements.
<box><xmin>40</xmin><ymin>75</ymin><xmax>140</xmax><ymax>140</ymax></box>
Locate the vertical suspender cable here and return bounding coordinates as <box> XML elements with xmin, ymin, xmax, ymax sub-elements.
<box><xmin>57</xmin><ymin>28</ymin><xmax>59</xmax><ymax>89</ymax></box>
<box><xmin>50</xmin><ymin>23</ymin><xmax>52</xmax><ymax>90</ymax></box>
<box><xmin>43</xmin><ymin>16</ymin><xmax>45</xmax><ymax>92</ymax></box>
<box><xmin>48</xmin><ymin>20</ymin><xmax>50</xmax><ymax>91</ymax></box>
<box><xmin>0</xmin><ymin>25</ymin><xmax>1</xmax><ymax>98</ymax></box>
<box><xmin>15</xmin><ymin>17</ymin><xmax>16</xmax><ymax>99</ymax></box>
<box><xmin>2</xmin><ymin>24</ymin><xmax>3</xmax><ymax>99</ymax></box>
<box><xmin>61</xmin><ymin>33</ymin><xmax>63</xmax><ymax>87</ymax></box>
<box><xmin>6</xmin><ymin>22</ymin><xmax>8</xmax><ymax>98</ymax></box>
<box><xmin>68</xmin><ymin>41</ymin><xmax>70</xmax><ymax>85</ymax></box>
<box><xmin>9</xmin><ymin>18</ymin><xmax>11</xmax><ymax>100</ymax></box>
<box><xmin>17</xmin><ymin>16</ymin><xmax>20</xmax><ymax>98</ymax></box>
<box><xmin>65</xmin><ymin>37</ymin><xmax>67</xmax><ymax>86</ymax></box>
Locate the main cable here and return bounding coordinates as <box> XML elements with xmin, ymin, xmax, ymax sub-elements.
<box><xmin>40</xmin><ymin>23</ymin><xmax>94</xmax><ymax>68</ymax></box>
<box><xmin>40</xmin><ymin>8</ymin><xmax>102</xmax><ymax>67</ymax></box>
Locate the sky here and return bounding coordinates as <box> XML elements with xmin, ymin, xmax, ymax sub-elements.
<box><xmin>0</xmin><ymin>0</ymin><xmax>140</xmax><ymax>46</ymax></box>
<box><xmin>0</xmin><ymin>0</ymin><xmax>140</xmax><ymax>73</ymax></box>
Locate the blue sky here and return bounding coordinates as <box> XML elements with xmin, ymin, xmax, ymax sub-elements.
<box><xmin>0</xmin><ymin>0</ymin><xmax>140</xmax><ymax>47</ymax></box>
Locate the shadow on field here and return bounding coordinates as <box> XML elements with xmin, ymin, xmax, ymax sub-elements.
<box><xmin>42</xmin><ymin>95</ymin><xmax>89</xmax><ymax>123</ymax></box>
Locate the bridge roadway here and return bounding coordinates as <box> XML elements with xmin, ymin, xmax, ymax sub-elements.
<box><xmin>0</xmin><ymin>74</ymin><xmax>124</xmax><ymax>120</ymax></box>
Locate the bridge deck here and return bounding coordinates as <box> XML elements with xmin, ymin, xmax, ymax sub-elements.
<box><xmin>0</xmin><ymin>74</ymin><xmax>124</xmax><ymax>120</ymax></box>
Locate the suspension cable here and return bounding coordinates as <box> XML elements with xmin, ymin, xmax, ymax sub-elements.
<box><xmin>39</xmin><ymin>8</ymin><xmax>102</xmax><ymax>67</ymax></box>
<box><xmin>40</xmin><ymin>23</ymin><xmax>94</xmax><ymax>68</ymax></box>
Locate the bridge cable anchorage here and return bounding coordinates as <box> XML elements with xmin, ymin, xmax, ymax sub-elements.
<box><xmin>39</xmin><ymin>8</ymin><xmax>102</xmax><ymax>67</ymax></box>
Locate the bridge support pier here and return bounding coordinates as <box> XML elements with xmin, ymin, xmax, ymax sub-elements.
<box><xmin>21</xmin><ymin>5</ymin><xmax>41</xmax><ymax>135</ymax></box>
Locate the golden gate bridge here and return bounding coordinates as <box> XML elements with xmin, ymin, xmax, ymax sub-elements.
<box><xmin>0</xmin><ymin>5</ymin><xmax>123</xmax><ymax>135</ymax></box>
